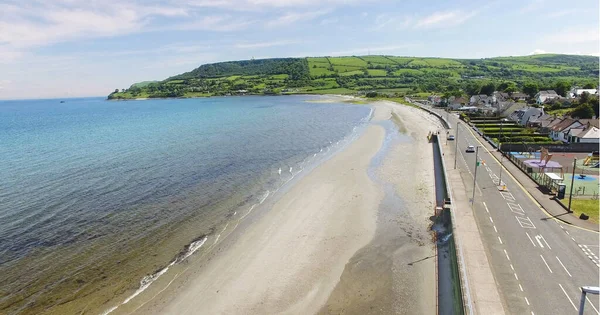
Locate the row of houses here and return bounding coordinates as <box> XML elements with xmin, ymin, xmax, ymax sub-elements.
<box><xmin>508</xmin><ymin>107</ymin><xmax>599</xmax><ymax>143</ymax></box>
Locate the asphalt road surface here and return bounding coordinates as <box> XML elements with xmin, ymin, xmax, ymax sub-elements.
<box><xmin>435</xmin><ymin>108</ymin><xmax>599</xmax><ymax>315</ymax></box>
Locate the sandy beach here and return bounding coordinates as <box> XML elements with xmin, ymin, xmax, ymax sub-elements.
<box><xmin>122</xmin><ymin>101</ymin><xmax>439</xmax><ymax>315</ymax></box>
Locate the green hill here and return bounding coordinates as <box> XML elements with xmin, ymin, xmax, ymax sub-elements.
<box><xmin>108</xmin><ymin>54</ymin><xmax>599</xmax><ymax>99</ymax></box>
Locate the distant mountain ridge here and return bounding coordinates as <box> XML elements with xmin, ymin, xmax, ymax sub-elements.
<box><xmin>109</xmin><ymin>54</ymin><xmax>599</xmax><ymax>99</ymax></box>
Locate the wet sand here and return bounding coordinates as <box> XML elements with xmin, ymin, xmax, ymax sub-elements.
<box><xmin>124</xmin><ymin>101</ymin><xmax>439</xmax><ymax>314</ymax></box>
<box><xmin>318</xmin><ymin>101</ymin><xmax>440</xmax><ymax>314</ymax></box>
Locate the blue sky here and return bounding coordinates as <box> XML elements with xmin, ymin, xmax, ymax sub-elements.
<box><xmin>0</xmin><ymin>0</ymin><xmax>598</xmax><ymax>99</ymax></box>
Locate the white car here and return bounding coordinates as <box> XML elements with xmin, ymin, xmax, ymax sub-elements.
<box><xmin>447</xmin><ymin>135</ymin><xmax>455</xmax><ymax>140</ymax></box>
<box><xmin>466</xmin><ymin>145</ymin><xmax>475</xmax><ymax>153</ymax></box>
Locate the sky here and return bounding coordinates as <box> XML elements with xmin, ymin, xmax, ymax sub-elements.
<box><xmin>0</xmin><ymin>0</ymin><xmax>598</xmax><ymax>99</ymax></box>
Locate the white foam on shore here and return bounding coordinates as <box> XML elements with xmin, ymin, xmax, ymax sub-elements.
<box><xmin>259</xmin><ymin>190</ymin><xmax>270</xmax><ymax>204</ymax></box>
<box><xmin>102</xmin><ymin>236</ymin><xmax>208</xmax><ymax>314</ymax></box>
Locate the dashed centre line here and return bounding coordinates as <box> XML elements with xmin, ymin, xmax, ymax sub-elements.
<box><xmin>540</xmin><ymin>255</ymin><xmax>553</xmax><ymax>273</ymax></box>
<box><xmin>559</xmin><ymin>283</ymin><xmax>578</xmax><ymax>311</ymax></box>
<box><xmin>556</xmin><ymin>256</ymin><xmax>572</xmax><ymax>277</ymax></box>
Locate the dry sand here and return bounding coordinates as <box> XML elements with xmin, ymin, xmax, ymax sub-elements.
<box><xmin>128</xmin><ymin>101</ymin><xmax>439</xmax><ymax>315</ymax></box>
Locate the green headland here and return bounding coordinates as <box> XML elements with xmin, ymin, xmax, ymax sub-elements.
<box><xmin>108</xmin><ymin>54</ymin><xmax>599</xmax><ymax>100</ymax></box>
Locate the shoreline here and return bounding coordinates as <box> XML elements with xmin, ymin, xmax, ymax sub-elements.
<box><xmin>120</xmin><ymin>107</ymin><xmax>387</xmax><ymax>314</ymax></box>
<box><xmin>120</xmin><ymin>100</ymin><xmax>438</xmax><ymax>314</ymax></box>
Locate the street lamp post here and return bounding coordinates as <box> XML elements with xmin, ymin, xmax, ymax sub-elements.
<box><xmin>454</xmin><ymin>121</ymin><xmax>459</xmax><ymax>169</ymax></box>
<box><xmin>498</xmin><ymin>154</ymin><xmax>504</xmax><ymax>186</ymax></box>
<box><xmin>472</xmin><ymin>146</ymin><xmax>480</xmax><ymax>206</ymax></box>
<box><xmin>579</xmin><ymin>286</ymin><xmax>600</xmax><ymax>315</ymax></box>
<box><xmin>568</xmin><ymin>158</ymin><xmax>577</xmax><ymax>213</ymax></box>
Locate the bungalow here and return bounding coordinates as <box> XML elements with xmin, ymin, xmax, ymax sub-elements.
<box><xmin>493</xmin><ymin>91</ymin><xmax>510</xmax><ymax>102</ymax></box>
<box><xmin>568</xmin><ymin>125</ymin><xmax>600</xmax><ymax>143</ymax></box>
<box><xmin>535</xmin><ymin>90</ymin><xmax>560</xmax><ymax>104</ymax></box>
<box><xmin>549</xmin><ymin>118</ymin><xmax>583</xmax><ymax>142</ymax></box>
<box><xmin>510</xmin><ymin>92</ymin><xmax>528</xmax><ymax>101</ymax></box>
<box><xmin>567</xmin><ymin>87</ymin><xmax>598</xmax><ymax>99</ymax></box>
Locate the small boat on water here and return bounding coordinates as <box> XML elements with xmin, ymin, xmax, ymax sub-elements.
<box><xmin>60</xmin><ymin>100</ymin><xmax>65</xmax><ymax>103</ymax></box>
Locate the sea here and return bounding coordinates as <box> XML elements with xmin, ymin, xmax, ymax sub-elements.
<box><xmin>0</xmin><ymin>95</ymin><xmax>372</xmax><ymax>314</ymax></box>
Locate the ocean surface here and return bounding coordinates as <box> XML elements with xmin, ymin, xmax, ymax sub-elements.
<box><xmin>0</xmin><ymin>95</ymin><xmax>371</xmax><ymax>314</ymax></box>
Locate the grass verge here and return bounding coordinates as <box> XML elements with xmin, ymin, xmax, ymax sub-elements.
<box><xmin>568</xmin><ymin>199</ymin><xmax>599</xmax><ymax>224</ymax></box>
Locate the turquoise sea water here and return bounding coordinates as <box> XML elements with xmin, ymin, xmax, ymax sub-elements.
<box><xmin>0</xmin><ymin>95</ymin><xmax>371</xmax><ymax>313</ymax></box>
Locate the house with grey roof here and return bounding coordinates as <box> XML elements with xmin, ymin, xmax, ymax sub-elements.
<box><xmin>535</xmin><ymin>90</ymin><xmax>560</xmax><ymax>104</ymax></box>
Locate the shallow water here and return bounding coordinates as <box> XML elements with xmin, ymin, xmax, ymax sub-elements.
<box><xmin>0</xmin><ymin>95</ymin><xmax>370</xmax><ymax>314</ymax></box>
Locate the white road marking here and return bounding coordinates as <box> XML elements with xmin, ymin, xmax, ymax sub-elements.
<box><xmin>559</xmin><ymin>283</ymin><xmax>578</xmax><ymax>311</ymax></box>
<box><xmin>525</xmin><ymin>297</ymin><xmax>530</xmax><ymax>306</ymax></box>
<box><xmin>535</xmin><ymin>235</ymin><xmax>545</xmax><ymax>248</ymax></box>
<box><xmin>504</xmin><ymin>249</ymin><xmax>510</xmax><ymax>261</ymax></box>
<box><xmin>556</xmin><ymin>256</ymin><xmax>572</xmax><ymax>277</ymax></box>
<box><xmin>483</xmin><ymin>201</ymin><xmax>489</xmax><ymax>213</ymax></box>
<box><xmin>510</xmin><ymin>264</ymin><xmax>514</xmax><ymax>271</ymax></box>
<box><xmin>539</xmin><ymin>235</ymin><xmax>551</xmax><ymax>249</ymax></box>
<box><xmin>526</xmin><ymin>232</ymin><xmax>536</xmax><ymax>247</ymax></box>
<box><xmin>540</xmin><ymin>255</ymin><xmax>553</xmax><ymax>273</ymax></box>
<box><xmin>519</xmin><ymin>284</ymin><xmax>524</xmax><ymax>291</ymax></box>
<box><xmin>493</xmin><ymin>225</ymin><xmax>498</xmax><ymax>233</ymax></box>
<box><xmin>565</xmin><ymin>230</ymin><xmax>570</xmax><ymax>235</ymax></box>
<box><xmin>498</xmin><ymin>236</ymin><xmax>503</xmax><ymax>244</ymax></box>
<box><xmin>489</xmin><ymin>216</ymin><xmax>494</xmax><ymax>223</ymax></box>
<box><xmin>514</xmin><ymin>273</ymin><xmax>519</xmax><ymax>280</ymax></box>
<box><xmin>516</xmin><ymin>216</ymin><xmax>536</xmax><ymax>229</ymax></box>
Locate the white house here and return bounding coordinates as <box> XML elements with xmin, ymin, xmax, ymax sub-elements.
<box><xmin>568</xmin><ymin>125</ymin><xmax>600</xmax><ymax>143</ymax></box>
<box><xmin>549</xmin><ymin>118</ymin><xmax>583</xmax><ymax>142</ymax></box>
<box><xmin>535</xmin><ymin>90</ymin><xmax>560</xmax><ymax>104</ymax></box>
<box><xmin>567</xmin><ymin>87</ymin><xmax>598</xmax><ymax>99</ymax></box>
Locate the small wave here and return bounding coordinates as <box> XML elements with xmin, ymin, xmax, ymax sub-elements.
<box><xmin>289</xmin><ymin>167</ymin><xmax>293</xmax><ymax>173</ymax></box>
<box><xmin>103</xmin><ymin>236</ymin><xmax>208</xmax><ymax>314</ymax></box>
<box><xmin>313</xmin><ymin>153</ymin><xmax>317</xmax><ymax>157</ymax></box>
<box><xmin>320</xmin><ymin>148</ymin><xmax>323</xmax><ymax>152</ymax></box>
<box><xmin>213</xmin><ymin>234</ymin><xmax>221</xmax><ymax>245</ymax></box>
<box><xmin>259</xmin><ymin>191</ymin><xmax>270</xmax><ymax>204</ymax></box>
<box><xmin>278</xmin><ymin>167</ymin><xmax>282</xmax><ymax>175</ymax></box>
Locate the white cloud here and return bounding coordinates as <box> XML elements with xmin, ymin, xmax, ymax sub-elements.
<box><xmin>234</xmin><ymin>40</ymin><xmax>302</xmax><ymax>49</ymax></box>
<box><xmin>546</xmin><ymin>9</ymin><xmax>577</xmax><ymax>18</ymax></box>
<box><xmin>541</xmin><ymin>28</ymin><xmax>600</xmax><ymax>45</ymax></box>
<box><xmin>414</xmin><ymin>10</ymin><xmax>477</xmax><ymax>29</ymax></box>
<box><xmin>265</xmin><ymin>10</ymin><xmax>331</xmax><ymax>27</ymax></box>
<box><xmin>371</xmin><ymin>10</ymin><xmax>476</xmax><ymax>31</ymax></box>
<box><xmin>320</xmin><ymin>17</ymin><xmax>339</xmax><ymax>25</ymax></box>
<box><xmin>530</xmin><ymin>49</ymin><xmax>547</xmax><ymax>55</ymax></box>
<box><xmin>329</xmin><ymin>44</ymin><xmax>420</xmax><ymax>56</ymax></box>
<box><xmin>519</xmin><ymin>0</ymin><xmax>544</xmax><ymax>14</ymax></box>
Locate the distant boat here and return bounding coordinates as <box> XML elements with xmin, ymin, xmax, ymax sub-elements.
<box><xmin>60</xmin><ymin>101</ymin><xmax>65</xmax><ymax>103</ymax></box>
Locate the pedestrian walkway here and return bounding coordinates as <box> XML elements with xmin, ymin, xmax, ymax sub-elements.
<box><xmin>441</xmin><ymin>139</ymin><xmax>506</xmax><ymax>315</ymax></box>
<box><xmin>464</xmin><ymin>121</ymin><xmax>599</xmax><ymax>232</ymax></box>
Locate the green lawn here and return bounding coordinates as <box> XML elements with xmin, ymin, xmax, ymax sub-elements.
<box><xmin>392</xmin><ymin>68</ymin><xmax>424</xmax><ymax>76</ymax></box>
<box><xmin>328</xmin><ymin>56</ymin><xmax>368</xmax><ymax>67</ymax></box>
<box><xmin>568</xmin><ymin>199</ymin><xmax>599</xmax><ymax>224</ymax></box>
<box><xmin>367</xmin><ymin>69</ymin><xmax>388</xmax><ymax>76</ymax></box>
<box><xmin>309</xmin><ymin>66</ymin><xmax>336</xmax><ymax>77</ymax></box>
<box><xmin>303</xmin><ymin>87</ymin><xmax>356</xmax><ymax>94</ymax></box>
<box><xmin>386</xmin><ymin>57</ymin><xmax>414</xmax><ymax>65</ymax></box>
<box><xmin>423</xmin><ymin>58</ymin><xmax>464</xmax><ymax>67</ymax></box>
<box><xmin>339</xmin><ymin>70</ymin><xmax>365</xmax><ymax>76</ymax></box>
<box><xmin>307</xmin><ymin>57</ymin><xmax>330</xmax><ymax>63</ymax></box>
<box><xmin>360</xmin><ymin>55</ymin><xmax>397</xmax><ymax>65</ymax></box>
<box><xmin>333</xmin><ymin>65</ymin><xmax>363</xmax><ymax>73</ymax></box>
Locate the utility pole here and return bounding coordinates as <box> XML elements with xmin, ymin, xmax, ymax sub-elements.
<box><xmin>454</xmin><ymin>121</ymin><xmax>459</xmax><ymax>169</ymax></box>
<box><xmin>472</xmin><ymin>146</ymin><xmax>479</xmax><ymax>206</ymax></box>
<box><xmin>568</xmin><ymin>158</ymin><xmax>577</xmax><ymax>213</ymax></box>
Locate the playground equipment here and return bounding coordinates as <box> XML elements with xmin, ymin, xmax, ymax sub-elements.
<box><xmin>583</xmin><ymin>151</ymin><xmax>599</xmax><ymax>166</ymax></box>
<box><xmin>538</xmin><ymin>147</ymin><xmax>554</xmax><ymax>167</ymax></box>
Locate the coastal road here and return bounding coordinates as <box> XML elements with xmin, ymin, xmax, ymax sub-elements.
<box><xmin>430</xmin><ymin>107</ymin><xmax>599</xmax><ymax>315</ymax></box>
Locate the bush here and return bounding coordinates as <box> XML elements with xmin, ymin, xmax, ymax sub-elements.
<box><xmin>366</xmin><ymin>91</ymin><xmax>378</xmax><ymax>98</ymax></box>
